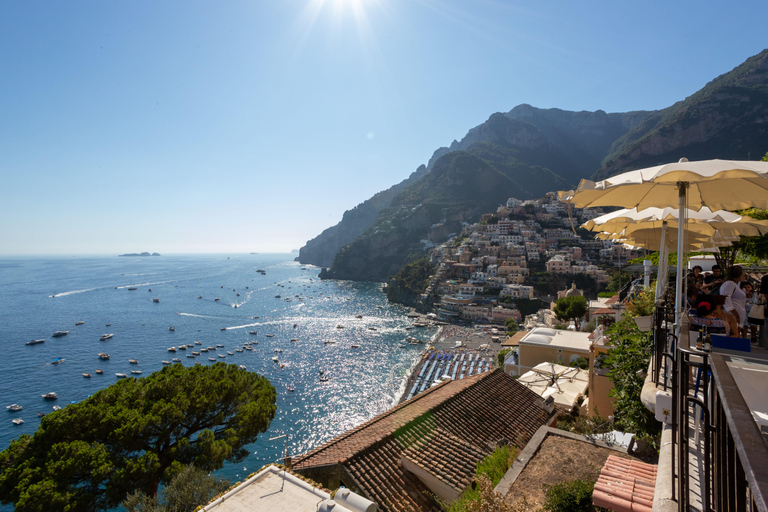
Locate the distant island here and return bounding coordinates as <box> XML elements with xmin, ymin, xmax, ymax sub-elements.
<box><xmin>118</xmin><ymin>252</ymin><xmax>161</xmax><ymax>257</ymax></box>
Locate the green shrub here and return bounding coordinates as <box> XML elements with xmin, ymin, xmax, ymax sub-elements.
<box><xmin>542</xmin><ymin>479</ymin><xmax>597</xmax><ymax>512</ymax></box>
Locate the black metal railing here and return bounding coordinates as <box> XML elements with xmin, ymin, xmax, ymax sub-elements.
<box><xmin>651</xmin><ymin>303</ymin><xmax>676</xmax><ymax>389</ymax></box>
<box><xmin>673</xmin><ymin>349</ymin><xmax>768</xmax><ymax>511</ymax></box>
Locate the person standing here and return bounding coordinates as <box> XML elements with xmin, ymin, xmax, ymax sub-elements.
<box><xmin>720</xmin><ymin>265</ymin><xmax>747</xmax><ymax>335</ymax></box>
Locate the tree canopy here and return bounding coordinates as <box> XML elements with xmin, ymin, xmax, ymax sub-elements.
<box><xmin>552</xmin><ymin>295</ymin><xmax>588</xmax><ymax>322</ymax></box>
<box><xmin>0</xmin><ymin>363</ymin><xmax>276</xmax><ymax>512</ymax></box>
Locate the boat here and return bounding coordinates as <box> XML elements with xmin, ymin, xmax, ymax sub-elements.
<box><xmin>106</xmin><ymin>323</ymin><xmax>111</xmax><ymax>327</ymax></box>
<box><xmin>274</xmin><ymin>348</ymin><xmax>282</xmax><ymax>353</ymax></box>
<box><xmin>98</xmin><ymin>353</ymin><xmax>110</xmax><ymax>360</ymax></box>
<box><xmin>235</xmin><ymin>349</ymin><xmax>243</xmax><ymax>352</ymax></box>
<box><xmin>12</xmin><ymin>418</ymin><xmax>23</xmax><ymax>425</ymax></box>
<box><xmin>172</xmin><ymin>358</ymin><xmax>181</xmax><ymax>362</ymax></box>
<box><xmin>214</xmin><ymin>297</ymin><xmax>220</xmax><ymax>301</ymax></box>
<box><xmin>6</xmin><ymin>404</ymin><xmax>22</xmax><ymax>412</ymax></box>
<box><xmin>194</xmin><ymin>341</ymin><xmax>202</xmax><ymax>345</ymax></box>
<box><xmin>218</xmin><ymin>354</ymin><xmax>226</xmax><ymax>358</ymax></box>
<box><xmin>116</xmin><ymin>373</ymin><xmax>127</xmax><ymax>378</ymax></box>
<box><xmin>287</xmin><ymin>385</ymin><xmax>295</xmax><ymax>392</ymax></box>
<box><xmin>99</xmin><ymin>334</ymin><xmax>113</xmax><ymax>341</ymax></box>
<box><xmin>293</xmin><ymin>323</ymin><xmax>297</xmax><ymax>328</ymax></box>
<box><xmin>200</xmin><ymin>348</ymin><xmax>208</xmax><ymax>353</ymax></box>
<box><xmin>127</xmin><ymin>287</ymin><xmax>137</xmax><ymax>291</ymax></box>
<box><xmin>177</xmin><ymin>345</ymin><xmax>186</xmax><ymax>350</ymax></box>
<box><xmin>336</xmin><ymin>325</ymin><xmax>344</xmax><ymax>329</ymax></box>
<box><xmin>356</xmin><ymin>315</ymin><xmax>363</xmax><ymax>319</ymax></box>
<box><xmin>220</xmin><ymin>327</ymin><xmax>227</xmax><ymax>331</ymax></box>
<box><xmin>227</xmin><ymin>351</ymin><xmax>234</xmax><ymax>355</ymax></box>
<box><xmin>162</xmin><ymin>360</ymin><xmax>171</xmax><ymax>364</ymax></box>
<box><xmin>37</xmin><ymin>412</ymin><xmax>45</xmax><ymax>417</ymax></box>
<box><xmin>265</xmin><ymin>334</ymin><xmax>275</xmax><ymax>338</ymax></box>
<box><xmin>271</xmin><ymin>357</ymin><xmax>279</xmax><ymax>362</ymax></box>
<box><xmin>249</xmin><ymin>331</ymin><xmax>258</xmax><ymax>335</ymax></box>
<box><xmin>52</xmin><ymin>331</ymin><xmax>68</xmax><ymax>337</ymax></box>
<box><xmin>128</xmin><ymin>359</ymin><xmax>138</xmax><ymax>364</ymax></box>
<box><xmin>368</xmin><ymin>327</ymin><xmax>377</xmax><ymax>331</ymax></box>
<box><xmin>239</xmin><ymin>365</ymin><xmax>247</xmax><ymax>370</ymax></box>
<box><xmin>187</xmin><ymin>354</ymin><xmax>195</xmax><ymax>358</ymax></box>
<box><xmin>192</xmin><ymin>351</ymin><xmax>200</xmax><ymax>356</ymax></box>
<box><xmin>82</xmin><ymin>373</ymin><xmax>91</xmax><ymax>378</ymax></box>
<box><xmin>95</xmin><ymin>369</ymin><xmax>103</xmax><ymax>374</ymax></box>
<box><xmin>168</xmin><ymin>326</ymin><xmax>175</xmax><ymax>331</ymax></box>
<box><xmin>51</xmin><ymin>358</ymin><xmax>65</xmax><ymax>364</ymax></box>
<box><xmin>217</xmin><ymin>344</ymin><xmax>224</xmax><ymax>347</ymax></box>
<box><xmin>152</xmin><ymin>298</ymin><xmax>160</xmax><ymax>303</ymax></box>
<box><xmin>207</xmin><ymin>346</ymin><xmax>215</xmax><ymax>350</ymax></box>
<box><xmin>41</xmin><ymin>392</ymin><xmax>58</xmax><ymax>400</ymax></box>
<box><xmin>236</xmin><ymin>293</ymin><xmax>240</xmax><ymax>296</ymax></box>
<box><xmin>351</xmin><ymin>345</ymin><xmax>360</xmax><ymax>349</ymax></box>
<box><xmin>186</xmin><ymin>343</ymin><xmax>193</xmax><ymax>347</ymax></box>
<box><xmin>324</xmin><ymin>340</ymin><xmax>336</xmax><ymax>344</ymax></box>
<box><xmin>26</xmin><ymin>339</ymin><xmax>45</xmax><ymax>345</ymax></box>
<box><xmin>52</xmin><ymin>405</ymin><xmax>61</xmax><ymax>411</ymax></box>
<box><xmin>168</xmin><ymin>347</ymin><xmax>177</xmax><ymax>352</ymax></box>
<box><xmin>198</xmin><ymin>295</ymin><xmax>203</xmax><ymax>299</ymax></box>
<box><xmin>208</xmin><ymin>357</ymin><xmax>216</xmax><ymax>361</ymax></box>
<box><xmin>131</xmin><ymin>370</ymin><xmax>142</xmax><ymax>374</ymax></box>
<box><xmin>75</xmin><ymin>321</ymin><xmax>85</xmax><ymax>326</ymax></box>
<box><xmin>195</xmin><ymin>361</ymin><xmax>201</xmax><ymax>365</ymax></box>
<box><xmin>319</xmin><ymin>375</ymin><xmax>329</xmax><ymax>382</ymax></box>
<box><xmin>290</xmin><ymin>338</ymin><xmax>299</xmax><ymax>342</ymax></box>
<box><xmin>275</xmin><ymin>295</ymin><xmax>281</xmax><ymax>298</ymax></box>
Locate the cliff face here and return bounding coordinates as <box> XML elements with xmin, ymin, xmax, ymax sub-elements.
<box><xmin>297</xmin><ymin>165</ymin><xmax>428</xmax><ymax>267</ymax></box>
<box><xmin>303</xmin><ymin>48</ymin><xmax>768</xmax><ymax>282</ymax></box>
<box><xmin>594</xmin><ymin>49</ymin><xmax>768</xmax><ymax>179</ymax></box>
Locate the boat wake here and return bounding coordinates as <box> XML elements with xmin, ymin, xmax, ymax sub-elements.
<box><xmin>176</xmin><ymin>312</ymin><xmax>226</xmax><ymax>319</ymax></box>
<box><xmin>222</xmin><ymin>322</ymin><xmax>261</xmax><ymax>330</ymax></box>
<box><xmin>51</xmin><ymin>287</ymin><xmax>101</xmax><ymax>298</ymax></box>
<box><xmin>114</xmin><ymin>280</ymin><xmax>173</xmax><ymax>289</ymax></box>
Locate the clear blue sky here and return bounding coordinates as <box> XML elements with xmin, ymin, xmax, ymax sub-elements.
<box><xmin>1</xmin><ymin>0</ymin><xmax>765</xmax><ymax>254</ymax></box>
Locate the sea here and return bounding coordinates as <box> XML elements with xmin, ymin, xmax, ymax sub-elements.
<box><xmin>0</xmin><ymin>253</ymin><xmax>437</xmax><ymax>508</ymax></box>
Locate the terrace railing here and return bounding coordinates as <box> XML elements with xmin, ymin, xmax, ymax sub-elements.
<box><xmin>673</xmin><ymin>348</ymin><xmax>768</xmax><ymax>512</ymax></box>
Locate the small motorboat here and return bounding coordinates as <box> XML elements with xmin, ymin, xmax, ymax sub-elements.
<box><xmin>217</xmin><ymin>344</ymin><xmax>224</xmax><ymax>347</ymax></box>
<box><xmin>168</xmin><ymin>326</ymin><xmax>175</xmax><ymax>331</ymax></box>
<box><xmin>98</xmin><ymin>353</ymin><xmax>110</xmax><ymax>360</ymax></box>
<box><xmin>152</xmin><ymin>298</ymin><xmax>160</xmax><ymax>303</ymax></box>
<box><xmin>265</xmin><ymin>334</ymin><xmax>275</xmax><ymax>338</ymax></box>
<box><xmin>11</xmin><ymin>418</ymin><xmax>24</xmax><ymax>425</ymax></box>
<box><xmin>186</xmin><ymin>343</ymin><xmax>193</xmax><ymax>347</ymax></box>
<box><xmin>82</xmin><ymin>373</ymin><xmax>91</xmax><ymax>378</ymax></box>
<box><xmin>207</xmin><ymin>346</ymin><xmax>215</xmax><ymax>350</ymax></box>
<box><xmin>116</xmin><ymin>373</ymin><xmax>127</xmax><ymax>378</ymax></box>
<box><xmin>274</xmin><ymin>348</ymin><xmax>282</xmax><ymax>353</ymax></box>
<box><xmin>75</xmin><ymin>321</ymin><xmax>85</xmax><ymax>326</ymax></box>
<box><xmin>127</xmin><ymin>287</ymin><xmax>137</xmax><ymax>291</ymax></box>
<box><xmin>195</xmin><ymin>361</ymin><xmax>201</xmax><ymax>365</ymax></box>
<box><xmin>214</xmin><ymin>298</ymin><xmax>220</xmax><ymax>301</ymax></box>
<box><xmin>351</xmin><ymin>344</ymin><xmax>360</xmax><ymax>349</ymax></box>
<box><xmin>192</xmin><ymin>351</ymin><xmax>200</xmax><ymax>356</ymax></box>
<box><xmin>172</xmin><ymin>358</ymin><xmax>181</xmax><ymax>362</ymax></box>
<box><xmin>26</xmin><ymin>339</ymin><xmax>45</xmax><ymax>345</ymax></box>
<box><xmin>227</xmin><ymin>351</ymin><xmax>234</xmax><ymax>355</ymax></box>
<box><xmin>99</xmin><ymin>334</ymin><xmax>113</xmax><ymax>341</ymax></box>
<box><xmin>52</xmin><ymin>331</ymin><xmax>68</xmax><ymax>337</ymax></box>
<box><xmin>336</xmin><ymin>325</ymin><xmax>344</xmax><ymax>329</ymax></box>
<box><xmin>95</xmin><ymin>369</ymin><xmax>104</xmax><ymax>374</ymax></box>
<box><xmin>290</xmin><ymin>338</ymin><xmax>299</xmax><ymax>342</ymax></box>
<box><xmin>249</xmin><ymin>331</ymin><xmax>258</xmax><ymax>335</ymax></box>
<box><xmin>319</xmin><ymin>375</ymin><xmax>330</xmax><ymax>382</ymax></box>
<box><xmin>271</xmin><ymin>357</ymin><xmax>279</xmax><ymax>362</ymax></box>
<box><xmin>287</xmin><ymin>385</ymin><xmax>295</xmax><ymax>392</ymax></box>
<box><xmin>239</xmin><ymin>365</ymin><xmax>247</xmax><ymax>370</ymax></box>
<box><xmin>128</xmin><ymin>359</ymin><xmax>138</xmax><ymax>364</ymax></box>
<box><xmin>52</xmin><ymin>405</ymin><xmax>61</xmax><ymax>411</ymax></box>
<box><xmin>177</xmin><ymin>345</ymin><xmax>186</xmax><ymax>350</ymax></box>
<box><xmin>220</xmin><ymin>327</ymin><xmax>227</xmax><ymax>331</ymax></box>
<box><xmin>200</xmin><ymin>348</ymin><xmax>208</xmax><ymax>353</ymax></box>
<box><xmin>168</xmin><ymin>347</ymin><xmax>177</xmax><ymax>352</ymax></box>
<box><xmin>198</xmin><ymin>295</ymin><xmax>203</xmax><ymax>299</ymax></box>
<box><xmin>194</xmin><ymin>341</ymin><xmax>202</xmax><ymax>345</ymax></box>
<box><xmin>51</xmin><ymin>357</ymin><xmax>65</xmax><ymax>365</ymax></box>
<box><xmin>186</xmin><ymin>354</ymin><xmax>195</xmax><ymax>358</ymax></box>
<box><xmin>324</xmin><ymin>340</ymin><xmax>336</xmax><ymax>344</ymax></box>
<box><xmin>355</xmin><ymin>315</ymin><xmax>363</xmax><ymax>319</ymax></box>
<box><xmin>235</xmin><ymin>348</ymin><xmax>243</xmax><ymax>353</ymax></box>
<box><xmin>162</xmin><ymin>360</ymin><xmax>171</xmax><ymax>364</ymax></box>
<box><xmin>218</xmin><ymin>354</ymin><xmax>226</xmax><ymax>358</ymax></box>
<box><xmin>208</xmin><ymin>357</ymin><xmax>216</xmax><ymax>361</ymax></box>
<box><xmin>6</xmin><ymin>404</ymin><xmax>22</xmax><ymax>412</ymax></box>
<box><xmin>42</xmin><ymin>392</ymin><xmax>58</xmax><ymax>400</ymax></box>
<box><xmin>37</xmin><ymin>412</ymin><xmax>45</xmax><ymax>417</ymax></box>
<box><xmin>130</xmin><ymin>370</ymin><xmax>142</xmax><ymax>374</ymax></box>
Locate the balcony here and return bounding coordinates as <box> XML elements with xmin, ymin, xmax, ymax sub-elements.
<box><xmin>647</xmin><ymin>304</ymin><xmax>768</xmax><ymax>511</ymax></box>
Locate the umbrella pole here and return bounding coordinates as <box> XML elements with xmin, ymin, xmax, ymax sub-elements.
<box><xmin>675</xmin><ymin>183</ymin><xmax>689</xmax><ymax>340</ymax></box>
<box><xmin>656</xmin><ymin>221</ymin><xmax>668</xmax><ymax>300</ymax></box>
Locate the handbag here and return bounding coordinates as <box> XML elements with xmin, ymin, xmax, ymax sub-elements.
<box><xmin>748</xmin><ymin>303</ymin><xmax>765</xmax><ymax>322</ymax></box>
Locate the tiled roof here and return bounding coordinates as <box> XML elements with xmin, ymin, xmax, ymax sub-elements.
<box><xmin>293</xmin><ymin>370</ymin><xmax>552</xmax><ymax>512</ymax></box>
<box><xmin>593</xmin><ymin>455</ymin><xmax>657</xmax><ymax>512</ymax></box>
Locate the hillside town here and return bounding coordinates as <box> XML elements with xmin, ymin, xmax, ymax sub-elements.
<box><xmin>419</xmin><ymin>193</ymin><xmax>642</xmax><ymax>329</ymax></box>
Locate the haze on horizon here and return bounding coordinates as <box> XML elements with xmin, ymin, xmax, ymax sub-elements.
<box><xmin>1</xmin><ymin>0</ymin><xmax>765</xmax><ymax>255</ymax></box>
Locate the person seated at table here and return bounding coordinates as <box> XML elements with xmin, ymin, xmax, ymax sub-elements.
<box><xmin>686</xmin><ymin>280</ymin><xmax>701</xmax><ymax>309</ymax></box>
<box><xmin>690</xmin><ymin>297</ymin><xmax>728</xmax><ymax>335</ymax></box>
<box><xmin>689</xmin><ymin>265</ymin><xmax>704</xmax><ymax>291</ymax></box>
<box><xmin>711</xmin><ymin>295</ymin><xmax>740</xmax><ymax>337</ymax></box>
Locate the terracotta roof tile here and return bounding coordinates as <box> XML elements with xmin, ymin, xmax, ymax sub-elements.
<box><xmin>593</xmin><ymin>454</ymin><xmax>657</xmax><ymax>512</ymax></box>
<box><xmin>293</xmin><ymin>370</ymin><xmax>551</xmax><ymax>512</ymax></box>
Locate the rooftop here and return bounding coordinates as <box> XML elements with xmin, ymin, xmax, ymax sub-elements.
<box><xmin>293</xmin><ymin>370</ymin><xmax>552</xmax><ymax>512</ymax></box>
<box><xmin>519</xmin><ymin>327</ymin><xmax>592</xmax><ymax>353</ymax></box>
